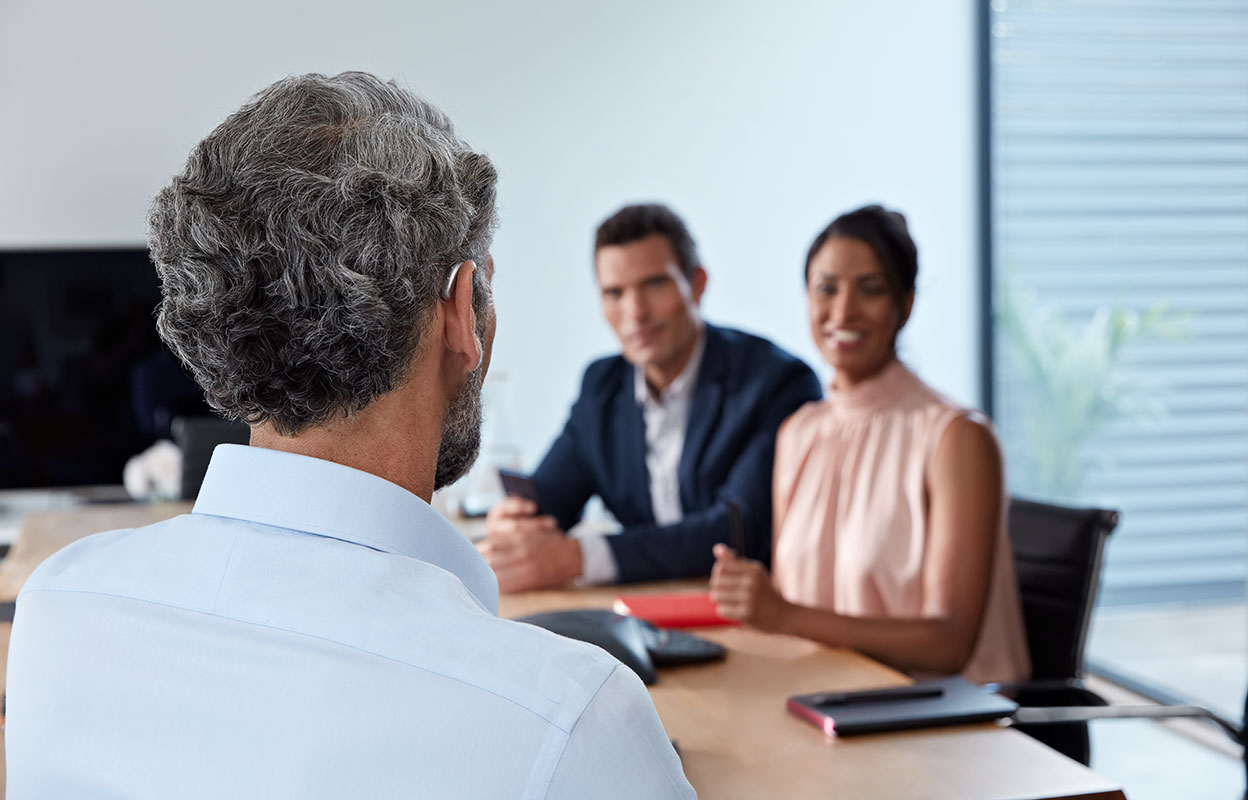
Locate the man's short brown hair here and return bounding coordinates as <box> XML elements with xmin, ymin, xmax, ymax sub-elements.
<box><xmin>594</xmin><ymin>203</ymin><xmax>700</xmax><ymax>279</ymax></box>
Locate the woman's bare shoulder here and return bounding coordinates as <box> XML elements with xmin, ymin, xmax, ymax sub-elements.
<box><xmin>933</xmin><ymin>412</ymin><xmax>1003</xmax><ymax>478</ymax></box>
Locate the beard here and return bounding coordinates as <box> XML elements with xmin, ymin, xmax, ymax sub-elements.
<box><xmin>432</xmin><ymin>363</ymin><xmax>484</xmax><ymax>490</ymax></box>
<box><xmin>432</xmin><ymin>292</ymin><xmax>491</xmax><ymax>490</ymax></box>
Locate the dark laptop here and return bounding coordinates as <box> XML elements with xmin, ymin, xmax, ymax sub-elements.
<box><xmin>171</xmin><ymin>416</ymin><xmax>251</xmax><ymax>500</ymax></box>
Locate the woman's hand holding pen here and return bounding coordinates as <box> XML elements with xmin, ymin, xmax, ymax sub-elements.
<box><xmin>709</xmin><ymin>544</ymin><xmax>794</xmax><ymax>633</ymax></box>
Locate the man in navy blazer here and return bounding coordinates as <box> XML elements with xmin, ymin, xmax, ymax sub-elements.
<box><xmin>480</xmin><ymin>204</ymin><xmax>821</xmax><ymax>590</ymax></box>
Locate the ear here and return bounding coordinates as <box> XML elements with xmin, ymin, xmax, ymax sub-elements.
<box><xmin>442</xmin><ymin>260</ymin><xmax>482</xmax><ymax>373</ymax></box>
<box><xmin>898</xmin><ymin>290</ymin><xmax>915</xmax><ymax>330</ymax></box>
<box><xmin>690</xmin><ymin>266</ymin><xmax>708</xmax><ymax>304</ymax></box>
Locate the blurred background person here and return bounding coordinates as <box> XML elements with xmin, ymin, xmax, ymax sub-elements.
<box><xmin>480</xmin><ymin>203</ymin><xmax>821</xmax><ymax>592</ymax></box>
<box><xmin>710</xmin><ymin>204</ymin><xmax>1030</xmax><ymax>684</ymax></box>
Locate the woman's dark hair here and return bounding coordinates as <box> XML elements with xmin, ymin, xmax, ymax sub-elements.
<box><xmin>803</xmin><ymin>204</ymin><xmax>918</xmax><ymax>309</ymax></box>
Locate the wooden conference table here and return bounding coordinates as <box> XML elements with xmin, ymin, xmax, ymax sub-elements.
<box><xmin>0</xmin><ymin>502</ymin><xmax>1127</xmax><ymax>800</ymax></box>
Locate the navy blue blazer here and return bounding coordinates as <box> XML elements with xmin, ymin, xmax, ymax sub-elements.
<box><xmin>532</xmin><ymin>324</ymin><xmax>823</xmax><ymax>583</ymax></box>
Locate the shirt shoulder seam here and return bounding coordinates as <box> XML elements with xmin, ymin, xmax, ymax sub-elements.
<box><xmin>535</xmin><ymin>662</ymin><xmax>623</xmax><ymax>799</ymax></box>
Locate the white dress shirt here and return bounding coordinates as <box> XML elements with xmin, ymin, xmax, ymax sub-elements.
<box><xmin>6</xmin><ymin>444</ymin><xmax>694</xmax><ymax>799</ymax></box>
<box><xmin>576</xmin><ymin>332</ymin><xmax>706</xmax><ymax>584</ymax></box>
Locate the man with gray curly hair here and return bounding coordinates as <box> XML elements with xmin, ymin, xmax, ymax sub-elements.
<box><xmin>6</xmin><ymin>72</ymin><xmax>694</xmax><ymax>799</ymax></box>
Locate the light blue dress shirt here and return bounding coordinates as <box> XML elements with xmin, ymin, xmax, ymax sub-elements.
<box><xmin>6</xmin><ymin>445</ymin><xmax>695</xmax><ymax>798</ymax></box>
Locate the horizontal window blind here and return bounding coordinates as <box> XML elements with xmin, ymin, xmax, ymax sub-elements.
<box><xmin>990</xmin><ymin>0</ymin><xmax>1248</xmax><ymax>605</ymax></box>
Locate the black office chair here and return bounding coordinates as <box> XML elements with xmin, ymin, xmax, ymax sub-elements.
<box><xmin>997</xmin><ymin>497</ymin><xmax>1244</xmax><ymax>769</ymax></box>
<box><xmin>996</xmin><ymin>498</ymin><xmax>1118</xmax><ymax>763</ymax></box>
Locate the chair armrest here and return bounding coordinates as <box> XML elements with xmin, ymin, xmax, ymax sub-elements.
<box><xmin>984</xmin><ymin>678</ymin><xmax>1109</xmax><ymax>708</ymax></box>
<box><xmin>1012</xmin><ymin>704</ymin><xmax>1244</xmax><ymax>746</ymax></box>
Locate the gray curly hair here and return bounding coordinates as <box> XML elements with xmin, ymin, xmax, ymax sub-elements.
<box><xmin>148</xmin><ymin>72</ymin><xmax>499</xmax><ymax>436</ymax></box>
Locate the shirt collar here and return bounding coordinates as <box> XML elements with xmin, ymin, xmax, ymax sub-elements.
<box><xmin>192</xmin><ymin>444</ymin><xmax>498</xmax><ymax>614</ymax></box>
<box><xmin>633</xmin><ymin>326</ymin><xmax>707</xmax><ymax>408</ymax></box>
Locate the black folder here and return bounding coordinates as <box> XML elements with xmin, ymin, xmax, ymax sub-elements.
<box><xmin>786</xmin><ymin>675</ymin><xmax>1018</xmax><ymax>736</ymax></box>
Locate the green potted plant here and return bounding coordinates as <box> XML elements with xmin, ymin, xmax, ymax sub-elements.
<box><xmin>996</xmin><ymin>277</ymin><xmax>1185</xmax><ymax>502</ymax></box>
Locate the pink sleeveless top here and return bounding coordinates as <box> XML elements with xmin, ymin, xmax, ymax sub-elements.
<box><xmin>772</xmin><ymin>360</ymin><xmax>1030</xmax><ymax>684</ymax></box>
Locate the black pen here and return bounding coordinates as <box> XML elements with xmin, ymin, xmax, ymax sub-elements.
<box><xmin>807</xmin><ymin>684</ymin><xmax>944</xmax><ymax>707</ymax></box>
<box><xmin>727</xmin><ymin>499</ymin><xmax>745</xmax><ymax>556</ymax></box>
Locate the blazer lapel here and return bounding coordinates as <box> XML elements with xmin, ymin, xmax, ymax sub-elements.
<box><xmin>679</xmin><ymin>327</ymin><xmax>726</xmax><ymax>506</ymax></box>
<box><xmin>611</xmin><ymin>368</ymin><xmax>653</xmax><ymax>523</ymax></box>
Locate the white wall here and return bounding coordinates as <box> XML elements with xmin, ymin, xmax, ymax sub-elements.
<box><xmin>0</xmin><ymin>0</ymin><xmax>980</xmax><ymax>469</ymax></box>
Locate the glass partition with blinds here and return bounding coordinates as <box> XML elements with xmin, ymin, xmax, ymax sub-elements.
<box><xmin>987</xmin><ymin>0</ymin><xmax>1247</xmax><ymax>723</ymax></box>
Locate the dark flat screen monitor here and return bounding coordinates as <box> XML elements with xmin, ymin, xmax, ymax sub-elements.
<box><xmin>0</xmin><ymin>248</ymin><xmax>209</xmax><ymax>489</ymax></box>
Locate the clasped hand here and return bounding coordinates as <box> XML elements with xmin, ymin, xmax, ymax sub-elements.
<box><xmin>477</xmin><ymin>497</ymin><xmax>583</xmax><ymax>593</ymax></box>
<box><xmin>709</xmin><ymin>543</ymin><xmax>793</xmax><ymax>633</ymax></box>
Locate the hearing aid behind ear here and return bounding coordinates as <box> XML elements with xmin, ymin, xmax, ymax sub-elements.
<box><xmin>441</xmin><ymin>261</ymin><xmax>465</xmax><ymax>299</ymax></box>
<box><xmin>442</xmin><ymin>261</ymin><xmax>486</xmax><ymax>371</ymax></box>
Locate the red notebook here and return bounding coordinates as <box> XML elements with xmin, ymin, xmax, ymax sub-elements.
<box><xmin>612</xmin><ymin>591</ymin><xmax>737</xmax><ymax>628</ymax></box>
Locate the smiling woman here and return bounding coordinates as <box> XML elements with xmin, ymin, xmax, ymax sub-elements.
<box><xmin>709</xmin><ymin>205</ymin><xmax>1031</xmax><ymax>685</ymax></box>
<box><xmin>802</xmin><ymin>205</ymin><xmax>916</xmax><ymax>385</ymax></box>
<box><xmin>806</xmin><ymin>236</ymin><xmax>912</xmax><ymax>388</ymax></box>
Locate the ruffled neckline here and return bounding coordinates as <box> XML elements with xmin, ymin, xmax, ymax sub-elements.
<box><xmin>826</xmin><ymin>359</ymin><xmax>917</xmax><ymax>416</ymax></box>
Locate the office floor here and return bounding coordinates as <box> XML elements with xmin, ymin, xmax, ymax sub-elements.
<box><xmin>1086</xmin><ymin>600</ymin><xmax>1245</xmax><ymax>799</ymax></box>
<box><xmin>1090</xmin><ymin>601</ymin><xmax>1245</xmax><ymax>720</ymax></box>
<box><xmin>1089</xmin><ymin>719</ymin><xmax>1241</xmax><ymax>800</ymax></box>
